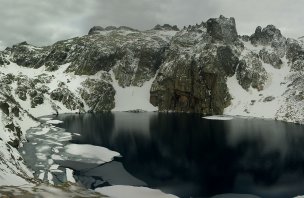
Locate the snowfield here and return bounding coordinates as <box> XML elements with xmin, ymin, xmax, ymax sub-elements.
<box><xmin>224</xmin><ymin>42</ymin><xmax>303</xmax><ymax>123</ymax></box>
<box><xmin>111</xmin><ymin>71</ymin><xmax>158</xmax><ymax>112</ymax></box>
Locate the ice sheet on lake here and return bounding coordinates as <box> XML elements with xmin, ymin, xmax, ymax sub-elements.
<box><xmin>66</xmin><ymin>168</ymin><xmax>76</xmax><ymax>183</ymax></box>
<box><xmin>95</xmin><ymin>185</ymin><xmax>178</xmax><ymax>198</ymax></box>
<box><xmin>203</xmin><ymin>115</ymin><xmax>234</xmax><ymax>120</ymax></box>
<box><xmin>46</xmin><ymin>120</ymin><xmax>64</xmax><ymax>124</ymax></box>
<box><xmin>20</xmin><ymin>125</ymin><xmax>121</xmax><ymax>186</ymax></box>
<box><xmin>63</xmin><ymin>144</ymin><xmax>121</xmax><ymax>164</ymax></box>
<box><xmin>32</xmin><ymin>127</ymin><xmax>50</xmax><ymax>135</ymax></box>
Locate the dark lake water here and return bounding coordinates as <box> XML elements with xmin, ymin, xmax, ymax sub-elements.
<box><xmin>52</xmin><ymin>112</ymin><xmax>304</xmax><ymax>198</ymax></box>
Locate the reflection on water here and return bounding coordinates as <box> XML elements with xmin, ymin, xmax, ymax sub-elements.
<box><xmin>54</xmin><ymin>113</ymin><xmax>304</xmax><ymax>198</ymax></box>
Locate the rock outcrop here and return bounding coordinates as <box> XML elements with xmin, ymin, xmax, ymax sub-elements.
<box><xmin>207</xmin><ymin>15</ymin><xmax>238</xmax><ymax>43</ymax></box>
<box><xmin>150</xmin><ymin>20</ymin><xmax>238</xmax><ymax>114</ymax></box>
<box><xmin>153</xmin><ymin>24</ymin><xmax>180</xmax><ymax>31</ymax></box>
<box><xmin>80</xmin><ymin>78</ymin><xmax>115</xmax><ymax>112</ymax></box>
<box><xmin>236</xmin><ymin>52</ymin><xmax>268</xmax><ymax>90</ymax></box>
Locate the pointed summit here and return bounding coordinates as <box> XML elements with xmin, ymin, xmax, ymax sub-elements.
<box><xmin>250</xmin><ymin>25</ymin><xmax>284</xmax><ymax>46</ymax></box>
<box><xmin>206</xmin><ymin>15</ymin><xmax>238</xmax><ymax>43</ymax></box>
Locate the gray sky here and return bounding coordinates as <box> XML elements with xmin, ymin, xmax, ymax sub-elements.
<box><xmin>0</xmin><ymin>0</ymin><xmax>303</xmax><ymax>48</ymax></box>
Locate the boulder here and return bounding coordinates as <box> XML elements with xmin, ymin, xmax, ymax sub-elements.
<box><xmin>263</xmin><ymin>96</ymin><xmax>275</xmax><ymax>102</ymax></box>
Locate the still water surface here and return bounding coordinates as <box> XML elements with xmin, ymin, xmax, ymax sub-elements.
<box><xmin>52</xmin><ymin>113</ymin><xmax>304</xmax><ymax>198</ymax></box>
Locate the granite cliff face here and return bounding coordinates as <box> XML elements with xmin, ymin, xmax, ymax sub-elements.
<box><xmin>0</xmin><ymin>15</ymin><xmax>303</xmax><ymax>123</ymax></box>
<box><xmin>150</xmin><ymin>16</ymin><xmax>239</xmax><ymax>114</ymax></box>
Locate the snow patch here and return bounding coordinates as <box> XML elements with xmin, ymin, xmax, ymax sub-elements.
<box><xmin>0</xmin><ymin>172</ymin><xmax>29</xmax><ymax>186</ymax></box>
<box><xmin>65</xmin><ymin>168</ymin><xmax>75</xmax><ymax>183</ymax></box>
<box><xmin>203</xmin><ymin>115</ymin><xmax>234</xmax><ymax>120</ymax></box>
<box><xmin>110</xmin><ymin>71</ymin><xmax>158</xmax><ymax>112</ymax></box>
<box><xmin>224</xmin><ymin>58</ymin><xmax>290</xmax><ymax>119</ymax></box>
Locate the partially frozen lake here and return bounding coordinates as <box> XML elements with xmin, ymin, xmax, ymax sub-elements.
<box><xmin>21</xmin><ymin>112</ymin><xmax>304</xmax><ymax>198</ymax></box>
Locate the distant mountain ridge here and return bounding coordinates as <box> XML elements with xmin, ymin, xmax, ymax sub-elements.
<box><xmin>0</xmin><ymin>15</ymin><xmax>303</xmax><ymax>124</ymax></box>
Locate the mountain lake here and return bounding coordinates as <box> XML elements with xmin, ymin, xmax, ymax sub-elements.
<box><xmin>20</xmin><ymin>112</ymin><xmax>304</xmax><ymax>198</ymax></box>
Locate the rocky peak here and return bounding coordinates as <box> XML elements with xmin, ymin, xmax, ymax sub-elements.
<box><xmin>206</xmin><ymin>15</ymin><xmax>238</xmax><ymax>43</ymax></box>
<box><xmin>153</xmin><ymin>24</ymin><xmax>180</xmax><ymax>31</ymax></box>
<box><xmin>88</xmin><ymin>26</ymin><xmax>105</xmax><ymax>35</ymax></box>
<box><xmin>250</xmin><ymin>25</ymin><xmax>284</xmax><ymax>46</ymax></box>
<box><xmin>88</xmin><ymin>25</ymin><xmax>138</xmax><ymax>35</ymax></box>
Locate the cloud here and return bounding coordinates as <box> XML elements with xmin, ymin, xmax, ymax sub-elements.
<box><xmin>0</xmin><ymin>0</ymin><xmax>303</xmax><ymax>48</ymax></box>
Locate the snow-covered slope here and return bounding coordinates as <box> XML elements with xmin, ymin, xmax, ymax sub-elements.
<box><xmin>0</xmin><ymin>90</ymin><xmax>39</xmax><ymax>186</ymax></box>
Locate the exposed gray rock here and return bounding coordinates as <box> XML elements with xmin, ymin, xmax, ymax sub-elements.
<box><xmin>241</xmin><ymin>35</ymin><xmax>250</xmax><ymax>42</ymax></box>
<box><xmin>291</xmin><ymin>59</ymin><xmax>304</xmax><ymax>71</ymax></box>
<box><xmin>0</xmin><ymin>73</ymin><xmax>15</xmax><ymax>85</ymax></box>
<box><xmin>250</xmin><ymin>25</ymin><xmax>287</xmax><ymax>58</ymax></box>
<box><xmin>11</xmin><ymin>106</ymin><xmax>19</xmax><ymax>117</ymax></box>
<box><xmin>153</xmin><ymin>24</ymin><xmax>180</xmax><ymax>31</ymax></box>
<box><xmin>259</xmin><ymin>48</ymin><xmax>283</xmax><ymax>69</ymax></box>
<box><xmin>80</xmin><ymin>78</ymin><xmax>115</xmax><ymax>112</ymax></box>
<box><xmin>34</xmin><ymin>74</ymin><xmax>53</xmax><ymax>84</ymax></box>
<box><xmin>15</xmin><ymin>86</ymin><xmax>28</xmax><ymax>101</ymax></box>
<box><xmin>36</xmin><ymin>85</ymin><xmax>50</xmax><ymax>94</ymax></box>
<box><xmin>217</xmin><ymin>45</ymin><xmax>239</xmax><ymax>76</ymax></box>
<box><xmin>286</xmin><ymin>38</ymin><xmax>304</xmax><ymax>62</ymax></box>
<box><xmin>263</xmin><ymin>96</ymin><xmax>275</xmax><ymax>102</ymax></box>
<box><xmin>28</xmin><ymin>89</ymin><xmax>38</xmax><ymax>98</ymax></box>
<box><xmin>150</xmin><ymin>39</ymin><xmax>232</xmax><ymax>114</ymax></box>
<box><xmin>31</xmin><ymin>94</ymin><xmax>44</xmax><ymax>108</ymax></box>
<box><xmin>206</xmin><ymin>15</ymin><xmax>238</xmax><ymax>43</ymax></box>
<box><xmin>88</xmin><ymin>26</ymin><xmax>105</xmax><ymax>35</ymax></box>
<box><xmin>50</xmin><ymin>86</ymin><xmax>84</xmax><ymax>111</ymax></box>
<box><xmin>0</xmin><ymin>102</ymin><xmax>9</xmax><ymax>116</ymax></box>
<box><xmin>236</xmin><ymin>52</ymin><xmax>268</xmax><ymax>91</ymax></box>
<box><xmin>0</xmin><ymin>53</ymin><xmax>9</xmax><ymax>66</ymax></box>
<box><xmin>250</xmin><ymin>25</ymin><xmax>284</xmax><ymax>46</ymax></box>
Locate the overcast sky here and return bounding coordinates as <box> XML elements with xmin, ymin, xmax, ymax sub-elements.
<box><xmin>0</xmin><ymin>0</ymin><xmax>303</xmax><ymax>48</ymax></box>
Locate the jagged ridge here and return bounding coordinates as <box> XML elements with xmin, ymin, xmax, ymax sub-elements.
<box><xmin>0</xmin><ymin>15</ymin><xmax>303</xmax><ymax>123</ymax></box>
